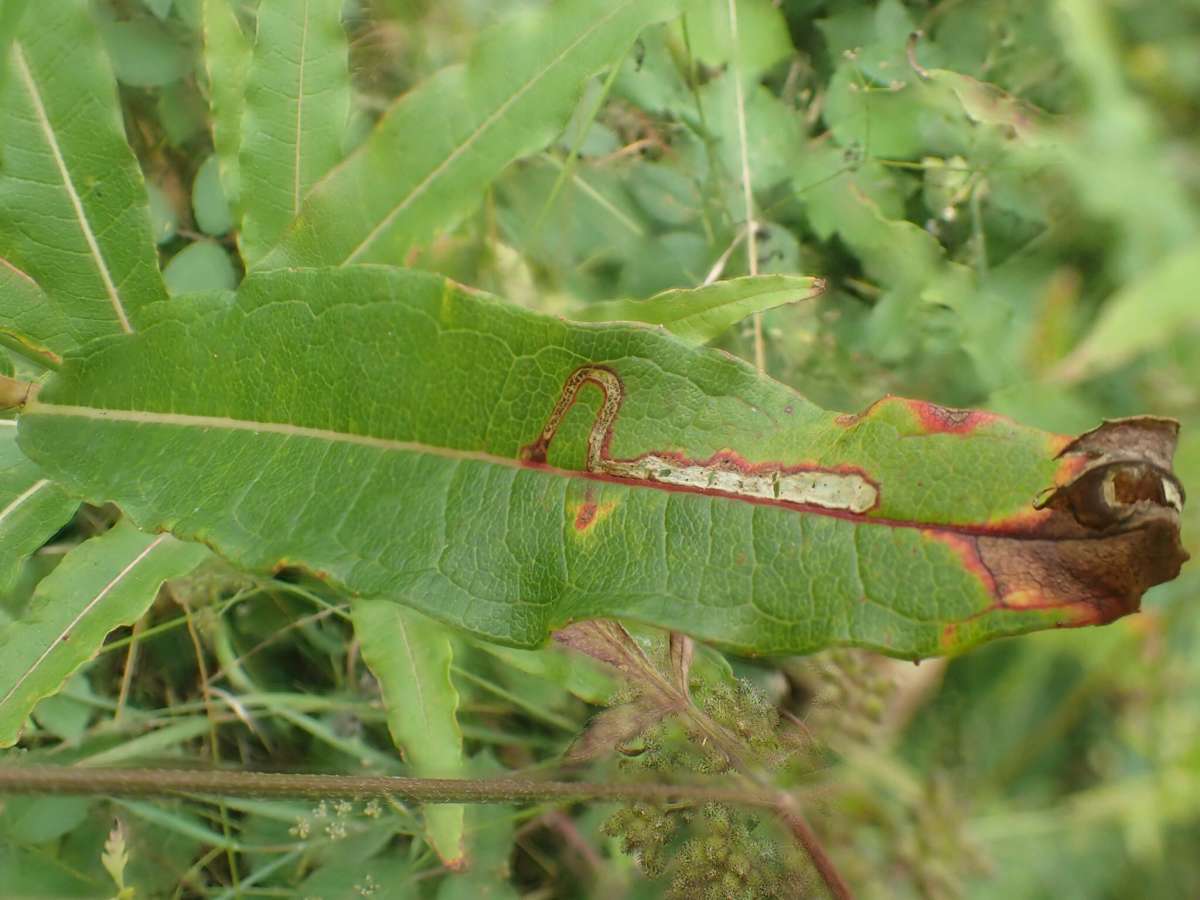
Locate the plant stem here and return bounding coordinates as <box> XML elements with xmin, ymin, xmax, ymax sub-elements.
<box><xmin>777</xmin><ymin>797</ymin><xmax>855</xmax><ymax>900</ymax></box>
<box><xmin>724</xmin><ymin>0</ymin><xmax>764</xmax><ymax>373</ymax></box>
<box><xmin>0</xmin><ymin>762</ymin><xmax>855</xmax><ymax>897</ymax></box>
<box><xmin>0</xmin><ymin>764</ymin><xmax>777</xmax><ymax>807</ymax></box>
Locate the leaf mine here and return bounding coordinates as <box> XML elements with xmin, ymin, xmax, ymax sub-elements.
<box><xmin>522</xmin><ymin>366</ymin><xmax>880</xmax><ymax>514</ymax></box>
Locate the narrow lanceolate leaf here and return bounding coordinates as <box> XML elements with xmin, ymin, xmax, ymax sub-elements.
<box><xmin>0</xmin><ymin>1</ymin><xmax>166</xmax><ymax>351</ymax></box>
<box><xmin>908</xmin><ymin>47</ymin><xmax>1055</xmax><ymax>146</ymax></box>
<box><xmin>17</xmin><ymin>268</ymin><xmax>1188</xmax><ymax>659</ymax></box>
<box><xmin>202</xmin><ymin>0</ymin><xmax>253</xmax><ymax>209</ymax></box>
<box><xmin>352</xmin><ymin>599</ymin><xmax>465</xmax><ymax>866</ymax></box>
<box><xmin>1054</xmin><ymin>241</ymin><xmax>1200</xmax><ymax>383</ymax></box>
<box><xmin>238</xmin><ymin>0</ymin><xmax>351</xmax><ymax>268</ymax></box>
<box><xmin>0</xmin><ymin>426</ymin><xmax>76</xmax><ymax>593</ymax></box>
<box><xmin>575</xmin><ymin>275</ymin><xmax>825</xmax><ymax>344</ymax></box>
<box><xmin>260</xmin><ymin>0</ymin><xmax>689</xmax><ymax>269</ymax></box>
<box><xmin>0</xmin><ymin>520</ymin><xmax>209</xmax><ymax>747</ymax></box>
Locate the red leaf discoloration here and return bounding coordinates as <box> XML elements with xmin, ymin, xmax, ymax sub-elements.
<box><xmin>575</xmin><ymin>491</ymin><xmax>599</xmax><ymax>531</ymax></box>
<box><xmin>939</xmin><ymin>623</ymin><xmax>958</xmax><ymax>651</ymax></box>
<box><xmin>907</xmin><ymin>399</ymin><xmax>999</xmax><ymax>436</ymax></box>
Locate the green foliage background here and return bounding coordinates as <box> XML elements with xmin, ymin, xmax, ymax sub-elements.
<box><xmin>1</xmin><ymin>0</ymin><xmax>1198</xmax><ymax>896</ymax></box>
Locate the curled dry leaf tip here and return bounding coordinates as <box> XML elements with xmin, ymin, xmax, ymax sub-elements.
<box><xmin>991</xmin><ymin>416</ymin><xmax>1188</xmax><ymax>627</ymax></box>
<box><xmin>0</xmin><ymin>376</ymin><xmax>34</xmax><ymax>411</ymax></box>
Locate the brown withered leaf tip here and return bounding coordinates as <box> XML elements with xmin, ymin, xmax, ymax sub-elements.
<box><xmin>992</xmin><ymin>417</ymin><xmax>1188</xmax><ymax>625</ymax></box>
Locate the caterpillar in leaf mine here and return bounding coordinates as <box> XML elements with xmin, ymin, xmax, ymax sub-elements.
<box><xmin>522</xmin><ymin>367</ymin><xmax>879</xmax><ymax>513</ymax></box>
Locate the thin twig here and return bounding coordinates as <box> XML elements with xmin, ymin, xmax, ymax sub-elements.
<box><xmin>702</xmin><ymin>227</ymin><xmax>747</xmax><ymax>285</ymax></box>
<box><xmin>176</xmin><ymin>586</ymin><xmax>241</xmax><ymax>889</ymax></box>
<box><xmin>725</xmin><ymin>0</ymin><xmax>764</xmax><ymax>372</ymax></box>
<box><xmin>114</xmin><ymin>615</ymin><xmax>145</xmax><ymax>720</ymax></box>
<box><xmin>0</xmin><ymin>765</ymin><xmax>779</xmax><ymax>807</ymax></box>
<box><xmin>777</xmin><ymin>799</ymin><xmax>855</xmax><ymax>900</ymax></box>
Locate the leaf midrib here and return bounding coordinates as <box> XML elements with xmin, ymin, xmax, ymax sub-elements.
<box><xmin>24</xmin><ymin>398</ymin><xmax>1075</xmax><ymax>540</ymax></box>
<box><xmin>292</xmin><ymin>0</ymin><xmax>311</xmax><ymax>215</ymax></box>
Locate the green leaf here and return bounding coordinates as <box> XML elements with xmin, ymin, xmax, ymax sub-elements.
<box><xmin>1055</xmin><ymin>241</ymin><xmax>1200</xmax><ymax>382</ymax></box>
<box><xmin>201</xmin><ymin>0</ymin><xmax>253</xmax><ymax>209</ymax></box>
<box><xmin>794</xmin><ymin>151</ymin><xmax>906</xmax><ymax>242</ymax></box>
<box><xmin>192</xmin><ymin>154</ymin><xmax>234</xmax><ymax>236</ymax></box>
<box><xmin>627</xmin><ymin>163</ymin><xmax>701</xmax><ymax>227</ymax></box>
<box><xmin>474</xmin><ymin>642</ymin><xmax>616</xmax><ymax>706</ymax></box>
<box><xmin>0</xmin><ymin>795</ymin><xmax>90</xmax><ymax>844</ymax></box>
<box><xmin>352</xmin><ymin>599</ymin><xmax>465</xmax><ymax>866</ymax></box>
<box><xmin>158</xmin><ymin>80</ymin><xmax>209</xmax><ymax>146</ymax></box>
<box><xmin>98</xmin><ymin>16</ymin><xmax>191</xmax><ymax>88</ymax></box>
<box><xmin>0</xmin><ymin>426</ymin><xmax>76</xmax><ymax>595</ymax></box>
<box><xmin>0</xmin><ymin>519</ymin><xmax>209</xmax><ymax>747</ymax></box>
<box><xmin>915</xmin><ymin>65</ymin><xmax>1053</xmax><ymax>145</ymax></box>
<box><xmin>143</xmin><ymin>0</ymin><xmax>175</xmax><ymax>21</ymax></box>
<box><xmin>0</xmin><ymin>844</ymin><xmax>97</xmax><ymax>897</ymax></box>
<box><xmin>238</xmin><ymin>0</ymin><xmax>352</xmax><ymax>268</ymax></box>
<box><xmin>698</xmin><ymin>76</ymin><xmax>805</xmax><ymax>193</ymax></box>
<box><xmin>0</xmin><ymin>1</ymin><xmax>167</xmax><ymax>352</ymax></box>
<box><xmin>575</xmin><ymin>275</ymin><xmax>825</xmax><ymax>343</ymax></box>
<box><xmin>675</xmin><ymin>0</ymin><xmax>793</xmax><ymax>80</ymax></box>
<box><xmin>261</xmin><ymin>0</ymin><xmax>691</xmax><ymax>269</ymax></box>
<box><xmin>31</xmin><ymin>672</ymin><xmax>96</xmax><ymax>742</ymax></box>
<box><xmin>792</xmin><ymin>150</ymin><xmax>974</xmax><ymax>362</ymax></box>
<box><xmin>16</xmin><ymin>267</ymin><xmax>1186</xmax><ymax>658</ymax></box>
<box><xmin>817</xmin><ymin>1</ymin><xmax>956</xmax><ymax>161</ymax></box>
<box><xmin>494</xmin><ymin>157</ymin><xmax>645</xmax><ymax>296</ymax></box>
<box><xmin>163</xmin><ymin>240</ymin><xmax>238</xmax><ymax>294</ymax></box>
<box><xmin>175</xmin><ymin>0</ymin><xmax>203</xmax><ymax>29</ymax></box>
